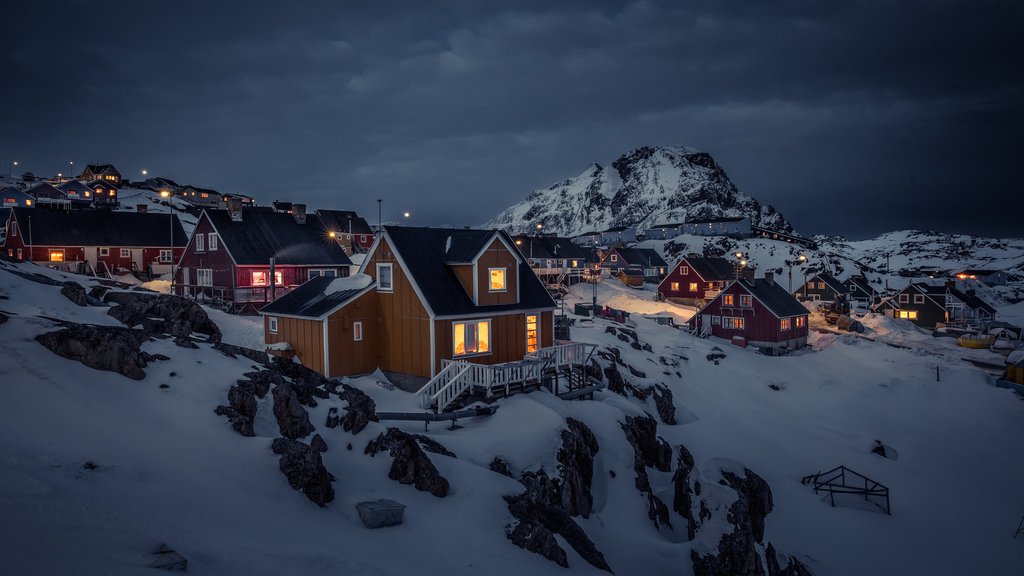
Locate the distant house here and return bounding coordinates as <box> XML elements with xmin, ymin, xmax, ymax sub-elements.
<box><xmin>843</xmin><ymin>275</ymin><xmax>876</xmax><ymax>307</ymax></box>
<box><xmin>316</xmin><ymin>209</ymin><xmax>375</xmax><ymax>254</ymax></box>
<box><xmin>887</xmin><ymin>282</ymin><xmax>997</xmax><ymax>328</ymax></box>
<box><xmin>80</xmin><ymin>164</ymin><xmax>122</xmax><ymax>183</ymax></box>
<box><xmin>0</xmin><ymin>186</ymin><xmax>35</xmax><ymax>208</ymax></box>
<box><xmin>750</xmin><ymin>225</ymin><xmax>818</xmax><ymax>250</ymax></box>
<box><xmin>794</xmin><ymin>272</ymin><xmax>846</xmax><ymax>302</ymax></box>
<box><xmin>2</xmin><ymin>207</ymin><xmax>186</xmax><ymax>276</ymax></box>
<box><xmin>260</xmin><ymin>226</ymin><xmax>558</xmax><ymax>389</ymax></box>
<box><xmin>687</xmin><ymin>273</ymin><xmax>809</xmax><ymax>355</ymax></box>
<box><xmin>179</xmin><ymin>186</ymin><xmax>223</xmax><ymax>208</ymax></box>
<box><xmin>571</xmin><ymin>230</ymin><xmax>601</xmax><ymax>247</ymax></box>
<box><xmin>1002</xmin><ymin>350</ymin><xmax>1024</xmax><ymax>386</ymax></box>
<box><xmin>512</xmin><ymin>235</ymin><xmax>594</xmax><ymax>283</ymax></box>
<box><xmin>600</xmin><ymin>247</ymin><xmax>667</xmax><ymax>280</ymax></box>
<box><xmin>25</xmin><ymin>182</ymin><xmax>67</xmax><ymax>206</ymax></box>
<box><xmin>682</xmin><ymin>216</ymin><xmax>750</xmax><ymax>237</ymax></box>
<box><xmin>219</xmin><ymin>193</ymin><xmax>255</xmax><ymax>209</ymax></box>
<box><xmin>174</xmin><ymin>204</ymin><xmax>352</xmax><ymax>313</ymax></box>
<box><xmin>954</xmin><ymin>269</ymin><xmax>1008</xmax><ymax>286</ymax></box>
<box><xmin>600</xmin><ymin>226</ymin><xmax>637</xmax><ymax>245</ymax></box>
<box><xmin>140</xmin><ymin>177</ymin><xmax>181</xmax><ymax>196</ymax></box>
<box><xmin>57</xmin><ymin>181</ymin><xmax>95</xmax><ymax>208</ymax></box>
<box><xmin>85</xmin><ymin>179</ymin><xmax>120</xmax><ymax>207</ymax></box>
<box><xmin>658</xmin><ymin>256</ymin><xmax>749</xmax><ymax>305</ymax></box>
<box><xmin>641</xmin><ymin>223</ymin><xmax>682</xmax><ymax>241</ymax></box>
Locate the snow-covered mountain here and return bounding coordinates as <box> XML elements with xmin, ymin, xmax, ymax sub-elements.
<box><xmin>485</xmin><ymin>146</ymin><xmax>792</xmax><ymax>236</ymax></box>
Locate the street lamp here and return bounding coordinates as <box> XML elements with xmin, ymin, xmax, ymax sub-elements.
<box><xmin>160</xmin><ymin>190</ymin><xmax>174</xmax><ymax>291</ymax></box>
<box><xmin>142</xmin><ymin>169</ymin><xmax>148</xmax><ymax>177</ymax></box>
<box><xmin>536</xmin><ymin>223</ymin><xmax>543</xmax><ymax>237</ymax></box>
<box><xmin>785</xmin><ymin>254</ymin><xmax>806</xmax><ymax>292</ymax></box>
<box><xmin>733</xmin><ymin>252</ymin><xmax>748</xmax><ymax>280</ymax></box>
<box><xmin>11</xmin><ymin>160</ymin><xmax>17</xmax><ymax>176</ymax></box>
<box><xmin>69</xmin><ymin>161</ymin><xmax>74</xmax><ymax>177</ymax></box>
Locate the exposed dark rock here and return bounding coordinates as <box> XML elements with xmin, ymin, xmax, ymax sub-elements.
<box><xmin>365</xmin><ymin>428</ymin><xmax>450</xmax><ymax>497</ymax></box>
<box><xmin>241</xmin><ymin>370</ymin><xmax>281</xmax><ymax>399</ymax></box>
<box><xmin>325</xmin><ymin>407</ymin><xmax>340</xmax><ymax>429</ymax></box>
<box><xmin>267</xmin><ymin>357</ymin><xmax>330</xmax><ymax>406</ymax></box>
<box><xmin>504</xmin><ymin>469</ymin><xmax>613</xmax><ymax>572</ymax></box>
<box><xmin>88</xmin><ymin>286</ymin><xmax>110</xmax><ymax>300</ymax></box>
<box><xmin>766</xmin><ymin>543</ymin><xmax>814</xmax><ymax>576</ymax></box>
<box><xmin>310</xmin><ymin>433</ymin><xmax>328</xmax><ymax>453</ymax></box>
<box><xmin>691</xmin><ymin>467</ymin><xmax>776</xmax><ymax>576</ymax></box>
<box><xmin>490</xmin><ymin>457</ymin><xmax>513</xmax><ymax>477</ymax></box>
<box><xmin>556</xmin><ymin>418</ymin><xmax>599</xmax><ymax>518</ymax></box>
<box><xmin>336</xmin><ymin>383</ymin><xmax>378</xmax><ymax>434</ymax></box>
<box><xmin>36</xmin><ymin>323</ymin><xmax>148</xmax><ymax>380</ymax></box>
<box><xmin>272</xmin><ymin>381</ymin><xmax>315</xmax><ymax>440</ymax></box>
<box><xmin>672</xmin><ymin>445</ymin><xmax>699</xmax><ymax>539</ymax></box>
<box><xmin>413</xmin><ymin>434</ymin><xmax>456</xmax><ymax>458</ymax></box>
<box><xmin>0</xmin><ymin>312</ymin><xmax>7</xmax><ymax>326</ymax></box>
<box><xmin>621</xmin><ymin>413</ymin><xmax>673</xmax><ymax>529</ymax></box>
<box><xmin>60</xmin><ymin>281</ymin><xmax>89</xmax><ymax>307</ymax></box>
<box><xmin>270</xmin><ymin>438</ymin><xmax>335</xmax><ymax>506</ymax></box>
<box><xmin>602</xmin><ymin>357</ymin><xmax>677</xmax><ymax>425</ymax></box>
<box><xmin>214</xmin><ymin>383</ymin><xmax>258</xmax><ymax>437</ymax></box>
<box><xmin>721</xmin><ymin>469</ymin><xmax>773</xmax><ymax>545</ymax></box>
<box><xmin>215</xmin><ymin>342</ymin><xmax>269</xmax><ymax>365</ymax></box>
<box><xmin>651</xmin><ymin>383</ymin><xmax>677</xmax><ymax>425</ymax></box>
<box><xmin>104</xmin><ymin>291</ymin><xmax>221</xmax><ymax>343</ymax></box>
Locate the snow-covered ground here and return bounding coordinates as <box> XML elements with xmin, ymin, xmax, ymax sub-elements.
<box><xmin>1</xmin><ymin>260</ymin><xmax>1023</xmax><ymax>575</ymax></box>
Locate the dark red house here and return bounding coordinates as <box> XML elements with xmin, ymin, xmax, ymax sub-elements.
<box><xmin>2</xmin><ymin>207</ymin><xmax>186</xmax><ymax>276</ymax></box>
<box><xmin>687</xmin><ymin>273</ymin><xmax>809</xmax><ymax>356</ymax></box>
<box><xmin>174</xmin><ymin>203</ymin><xmax>352</xmax><ymax>313</ymax></box>
<box><xmin>658</xmin><ymin>255</ymin><xmax>751</xmax><ymax>306</ymax></box>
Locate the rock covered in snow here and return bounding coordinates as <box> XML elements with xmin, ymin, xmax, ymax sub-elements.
<box><xmin>485</xmin><ymin>145</ymin><xmax>792</xmax><ymax>236</ymax></box>
<box><xmin>271</xmin><ymin>381</ymin><xmax>315</xmax><ymax>440</ymax></box>
<box><xmin>35</xmin><ymin>323</ymin><xmax>149</xmax><ymax>380</ymax></box>
<box><xmin>104</xmin><ymin>291</ymin><xmax>221</xmax><ymax>343</ymax></box>
<box><xmin>214</xmin><ymin>382</ymin><xmax>258</xmax><ymax>437</ymax></box>
<box><xmin>555</xmin><ymin>418</ymin><xmax>599</xmax><ymax>518</ymax></box>
<box><xmin>270</xmin><ymin>438</ymin><xmax>335</xmax><ymax>507</ymax></box>
<box><xmin>364</xmin><ymin>428</ymin><xmax>450</xmax><ymax>497</ymax></box>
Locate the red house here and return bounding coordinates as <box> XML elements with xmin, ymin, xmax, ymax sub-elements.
<box><xmin>2</xmin><ymin>207</ymin><xmax>186</xmax><ymax>276</ymax></box>
<box><xmin>174</xmin><ymin>203</ymin><xmax>352</xmax><ymax>313</ymax></box>
<box><xmin>687</xmin><ymin>273</ymin><xmax>809</xmax><ymax>356</ymax></box>
<box><xmin>659</xmin><ymin>255</ymin><xmax>752</xmax><ymax>306</ymax></box>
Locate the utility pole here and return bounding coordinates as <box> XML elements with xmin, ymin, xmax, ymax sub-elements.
<box><xmin>377</xmin><ymin>199</ymin><xmax>382</xmax><ymax>233</ymax></box>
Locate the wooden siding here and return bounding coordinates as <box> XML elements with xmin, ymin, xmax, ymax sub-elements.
<box><xmin>795</xmin><ymin>275</ymin><xmax>842</xmax><ymax>301</ymax></box>
<box><xmin>892</xmin><ymin>286</ymin><xmax>947</xmax><ymax>328</ymax></box>
<box><xmin>657</xmin><ymin>260</ymin><xmax>725</xmax><ymax>303</ymax></box>
<box><xmin>264</xmin><ymin>315</ymin><xmax>325</xmax><ymax>374</ymax></box>
<box><xmin>697</xmin><ymin>282</ymin><xmax>808</xmax><ymax>347</ymax></box>
<box><xmin>326</xmin><ymin>289</ymin><xmax>379</xmax><ymax>377</ymax></box>
<box><xmin>364</xmin><ymin>237</ymin><xmax>433</xmax><ymax>377</ymax></box>
<box><xmin>175</xmin><ymin>213</ymin><xmax>236</xmax><ymax>298</ymax></box>
<box><xmin>475</xmin><ymin>238</ymin><xmax>519</xmax><ymax>306</ymax></box>
<box><xmin>433</xmin><ymin>310</ymin><xmax>553</xmax><ymax>370</ymax></box>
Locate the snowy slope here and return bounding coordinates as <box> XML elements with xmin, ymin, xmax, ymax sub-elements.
<box><xmin>112</xmin><ymin>186</ymin><xmax>200</xmax><ymax>236</ymax></box>
<box><xmin>485</xmin><ymin>146</ymin><xmax>791</xmax><ymax>236</ymax></box>
<box><xmin>1</xmin><ymin>260</ymin><xmax>1023</xmax><ymax>575</ymax></box>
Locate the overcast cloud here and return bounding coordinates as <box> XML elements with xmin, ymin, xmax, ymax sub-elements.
<box><xmin>2</xmin><ymin>0</ymin><xmax>1021</xmax><ymax>238</ymax></box>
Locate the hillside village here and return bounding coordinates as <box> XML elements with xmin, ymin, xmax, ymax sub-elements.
<box><xmin>1</xmin><ymin>157</ymin><xmax>1023</xmax><ymax>575</ymax></box>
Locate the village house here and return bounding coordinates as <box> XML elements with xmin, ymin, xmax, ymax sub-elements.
<box><xmin>178</xmin><ymin>185</ymin><xmax>223</xmax><ymax>208</ymax></box>
<box><xmin>687</xmin><ymin>273</ymin><xmax>809</xmax><ymax>355</ymax></box>
<box><xmin>316</xmin><ymin>208</ymin><xmax>375</xmax><ymax>254</ymax></box>
<box><xmin>682</xmin><ymin>216</ymin><xmax>751</xmax><ymax>237</ymax></box>
<box><xmin>641</xmin><ymin>223</ymin><xmax>682</xmax><ymax>241</ymax></box>
<box><xmin>954</xmin><ymin>269</ymin><xmax>1008</xmax><ymax>286</ymax></box>
<box><xmin>512</xmin><ymin>235</ymin><xmax>594</xmax><ymax>284</ymax></box>
<box><xmin>2</xmin><ymin>206</ymin><xmax>186</xmax><ymax>276</ymax></box>
<box><xmin>174</xmin><ymin>203</ymin><xmax>352</xmax><ymax>312</ymax></box>
<box><xmin>885</xmin><ymin>282</ymin><xmax>997</xmax><ymax>328</ymax></box>
<box><xmin>599</xmin><ymin>226</ymin><xmax>637</xmax><ymax>245</ymax></box>
<box><xmin>844</xmin><ymin>274</ymin><xmax>877</xmax><ymax>308</ymax></box>
<box><xmin>56</xmin><ymin>180</ymin><xmax>95</xmax><ymax>208</ymax></box>
<box><xmin>599</xmin><ymin>246</ymin><xmax>667</xmax><ymax>280</ymax></box>
<box><xmin>571</xmin><ymin>230</ymin><xmax>601</xmax><ymax>247</ymax></box>
<box><xmin>260</xmin><ymin>226</ymin><xmax>560</xmax><ymax>394</ymax></box>
<box><xmin>0</xmin><ymin>186</ymin><xmax>34</xmax><ymax>208</ymax></box>
<box><xmin>795</xmin><ymin>272</ymin><xmax>846</xmax><ymax>302</ymax></box>
<box><xmin>658</xmin><ymin>255</ymin><xmax>751</xmax><ymax>305</ymax></box>
<box><xmin>24</xmin><ymin>182</ymin><xmax>68</xmax><ymax>206</ymax></box>
<box><xmin>750</xmin><ymin>225</ymin><xmax>818</xmax><ymax>250</ymax></box>
<box><xmin>80</xmin><ymin>163</ymin><xmax>122</xmax><ymax>183</ymax></box>
<box><xmin>85</xmin><ymin>179</ymin><xmax>119</xmax><ymax>206</ymax></box>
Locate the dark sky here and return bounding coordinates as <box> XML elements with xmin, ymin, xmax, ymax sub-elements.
<box><xmin>2</xmin><ymin>1</ymin><xmax>1021</xmax><ymax>239</ymax></box>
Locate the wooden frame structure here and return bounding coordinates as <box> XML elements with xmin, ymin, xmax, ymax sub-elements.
<box><xmin>802</xmin><ymin>465</ymin><xmax>891</xmax><ymax>515</ymax></box>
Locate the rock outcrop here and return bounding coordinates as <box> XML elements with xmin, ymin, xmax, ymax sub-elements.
<box><xmin>621</xmin><ymin>414</ymin><xmax>673</xmax><ymax>529</ymax></box>
<box><xmin>271</xmin><ymin>438</ymin><xmax>335</xmax><ymax>507</ymax></box>
<box><xmin>104</xmin><ymin>291</ymin><xmax>221</xmax><ymax>343</ymax></box>
<box><xmin>365</xmin><ymin>428</ymin><xmax>450</xmax><ymax>497</ymax></box>
<box><xmin>60</xmin><ymin>281</ymin><xmax>90</xmax><ymax>307</ymax></box>
<box><xmin>214</xmin><ymin>382</ymin><xmax>258</xmax><ymax>437</ymax></box>
<box><xmin>335</xmin><ymin>383</ymin><xmax>378</xmax><ymax>434</ymax></box>
<box><xmin>556</xmin><ymin>418</ymin><xmax>599</xmax><ymax>518</ymax></box>
<box><xmin>272</xmin><ymin>381</ymin><xmax>315</xmax><ymax>440</ymax></box>
<box><xmin>672</xmin><ymin>445</ymin><xmax>700</xmax><ymax>539</ymax></box>
<box><xmin>36</xmin><ymin>323</ymin><xmax>149</xmax><ymax>380</ymax></box>
<box><xmin>600</xmin><ymin>349</ymin><xmax>677</xmax><ymax>425</ymax></box>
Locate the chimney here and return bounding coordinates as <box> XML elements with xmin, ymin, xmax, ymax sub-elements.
<box><xmin>292</xmin><ymin>203</ymin><xmax>306</xmax><ymax>224</ymax></box>
<box><xmin>136</xmin><ymin>204</ymin><xmax>148</xmax><ymax>213</ymax></box>
<box><xmin>227</xmin><ymin>197</ymin><xmax>243</xmax><ymax>222</ymax></box>
<box><xmin>764</xmin><ymin>272</ymin><xmax>775</xmax><ymax>285</ymax></box>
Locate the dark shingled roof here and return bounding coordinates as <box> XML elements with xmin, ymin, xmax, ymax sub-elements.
<box><xmin>205</xmin><ymin>207</ymin><xmax>353</xmax><ymax>266</ymax></box>
<box><xmin>739</xmin><ymin>278</ymin><xmax>808</xmax><ymax>318</ymax></box>
<box><xmin>512</xmin><ymin>235</ymin><xmax>592</xmax><ymax>262</ymax></box>
<box><xmin>9</xmin><ymin>207</ymin><xmax>187</xmax><ymax>246</ymax></box>
<box><xmin>958</xmin><ymin>269</ymin><xmax>1002</xmax><ymax>276</ymax></box>
<box><xmin>383</xmin><ymin>226</ymin><xmax>556</xmax><ymax>316</ymax></box>
<box><xmin>316</xmin><ymin>209</ymin><xmax>374</xmax><ymax>236</ymax></box>
<box><xmin>683</xmin><ymin>256</ymin><xmax>737</xmax><ymax>281</ymax></box>
<box><xmin>614</xmin><ymin>247</ymin><xmax>667</xmax><ymax>267</ymax></box>
<box><xmin>948</xmin><ymin>286</ymin><xmax>997</xmax><ymax>314</ymax></box>
<box><xmin>260</xmin><ymin>275</ymin><xmax>371</xmax><ymax>318</ymax></box>
<box><xmin>58</xmin><ymin>181</ymin><xmax>92</xmax><ymax>195</ymax></box>
<box><xmin>1</xmin><ymin>187</ymin><xmax>35</xmax><ymax>205</ymax></box>
<box><xmin>26</xmin><ymin>183</ymin><xmax>65</xmax><ymax>199</ymax></box>
<box><xmin>812</xmin><ymin>272</ymin><xmax>846</xmax><ymax>293</ymax></box>
<box><xmin>846</xmin><ymin>274</ymin><xmax>874</xmax><ymax>296</ymax></box>
<box><xmin>84</xmin><ymin>163</ymin><xmax>118</xmax><ymax>175</ymax></box>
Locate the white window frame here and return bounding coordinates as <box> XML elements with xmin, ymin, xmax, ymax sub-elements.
<box><xmin>488</xmin><ymin>267</ymin><xmax>507</xmax><ymax>292</ymax></box>
<box><xmin>740</xmin><ymin>294</ymin><xmax>752</xmax><ymax>307</ymax></box>
<box><xmin>268</xmin><ymin>316</ymin><xmax>278</xmax><ymax>334</ymax></box>
<box><xmin>525</xmin><ymin>314</ymin><xmax>539</xmax><ymax>353</ymax></box>
<box><xmin>913</xmin><ymin>294</ymin><xmax>924</xmax><ymax>304</ymax></box>
<box><xmin>689</xmin><ymin>282</ymin><xmax>699</xmax><ymax>292</ymax></box>
<box><xmin>711</xmin><ymin>315</ymin><xmax>721</xmax><ymax>325</ymax></box>
<box><xmin>195</xmin><ymin>233</ymin><xmax>205</xmax><ymax>252</ymax></box>
<box><xmin>898</xmin><ymin>293</ymin><xmax>909</xmax><ymax>303</ymax></box>
<box><xmin>780</xmin><ymin>318</ymin><xmax>791</xmax><ymax>331</ymax></box>
<box><xmin>9</xmin><ymin>221</ymin><xmax>15</xmax><ymax>236</ymax></box>
<box><xmin>196</xmin><ymin>268</ymin><xmax>213</xmax><ymax>286</ymax></box>
<box><xmin>453</xmin><ymin>319</ymin><xmax>491</xmax><ymax>357</ymax></box>
<box><xmin>99</xmin><ymin>247</ymin><xmax>109</xmax><ymax>256</ymax></box>
<box><xmin>159</xmin><ymin>249</ymin><xmax>172</xmax><ymax>263</ymax></box>
<box><xmin>796</xmin><ymin>316</ymin><xmax>806</xmax><ymax>328</ymax></box>
<box><xmin>722</xmin><ymin>317</ymin><xmax>745</xmax><ymax>330</ymax></box>
<box><xmin>377</xmin><ymin>263</ymin><xmax>393</xmax><ymax>292</ymax></box>
<box><xmin>120</xmin><ymin>248</ymin><xmax>131</xmax><ymax>258</ymax></box>
<box><xmin>353</xmin><ymin>321</ymin><xmax>363</xmax><ymax>341</ymax></box>
<box><xmin>207</xmin><ymin>233</ymin><xmax>218</xmax><ymax>251</ymax></box>
<box><xmin>680</xmin><ymin>265</ymin><xmax>688</xmax><ymax>275</ymax></box>
<box><xmin>610</xmin><ymin>254</ymin><xmax>618</xmax><ymax>263</ymax></box>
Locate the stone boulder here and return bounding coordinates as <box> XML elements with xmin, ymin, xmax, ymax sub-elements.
<box><xmin>672</xmin><ymin>444</ymin><xmax>700</xmax><ymax>540</ymax></box>
<box><xmin>556</xmin><ymin>418</ymin><xmax>599</xmax><ymax>518</ymax></box>
<box><xmin>270</xmin><ymin>438</ymin><xmax>335</xmax><ymax>507</ymax></box>
<box><xmin>766</xmin><ymin>543</ymin><xmax>814</xmax><ymax>576</ymax></box>
<box><xmin>60</xmin><ymin>281</ymin><xmax>90</xmax><ymax>307</ymax></box>
<box><xmin>336</xmin><ymin>383</ymin><xmax>378</xmax><ymax>434</ymax></box>
<box><xmin>621</xmin><ymin>414</ymin><xmax>673</xmax><ymax>529</ymax></box>
<box><xmin>214</xmin><ymin>383</ymin><xmax>258</xmax><ymax>437</ymax></box>
<box><xmin>36</xmin><ymin>324</ymin><xmax>148</xmax><ymax>380</ymax></box>
<box><xmin>272</xmin><ymin>381</ymin><xmax>315</xmax><ymax>440</ymax></box>
<box><xmin>104</xmin><ymin>291</ymin><xmax>221</xmax><ymax>343</ymax></box>
<box><xmin>365</xmin><ymin>428</ymin><xmax>450</xmax><ymax>497</ymax></box>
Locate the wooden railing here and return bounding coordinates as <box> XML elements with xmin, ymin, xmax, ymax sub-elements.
<box><xmin>417</xmin><ymin>360</ymin><xmax>472</xmax><ymax>411</ymax></box>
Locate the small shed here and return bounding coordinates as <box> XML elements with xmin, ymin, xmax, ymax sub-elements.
<box><xmin>1004</xmin><ymin>350</ymin><xmax>1024</xmax><ymax>385</ymax></box>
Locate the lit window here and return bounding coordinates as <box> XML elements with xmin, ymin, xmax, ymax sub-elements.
<box><xmin>670</xmin><ymin>282</ymin><xmax>680</xmax><ymax>291</ymax></box>
<box><xmin>200</xmin><ymin>193</ymin><xmax>209</xmax><ymax>198</ymax></box>
<box><xmin>722</xmin><ymin>317</ymin><xmax>744</xmax><ymax>329</ymax></box>
<box><xmin>571</xmin><ymin>260</ymin><xmax>578</xmax><ymax>267</ymax></box>
<box><xmin>680</xmin><ymin>266</ymin><xmax>689</xmax><ymax>275</ymax></box>
<box><xmin>353</xmin><ymin>321</ymin><xmax>363</xmax><ymax>341</ymax></box>
<box><xmin>780</xmin><ymin>318</ymin><xmax>791</xmax><ymax>330</ymax></box>
<box><xmin>526</xmin><ymin>315</ymin><xmax>538</xmax><ymax>352</ymax></box>
<box><xmin>159</xmin><ymin>250</ymin><xmax>172</xmax><ymax>263</ymax></box>
<box><xmin>795</xmin><ymin>316</ymin><xmax>806</xmax><ymax>328</ymax></box>
<box><xmin>268</xmin><ymin>316</ymin><xmax>278</xmax><ymax>334</ymax></box>
<box><xmin>195</xmin><ymin>234</ymin><xmax>205</xmax><ymax>252</ymax></box>
<box><xmin>85</xmin><ymin>191</ymin><xmax>90</xmax><ymax>197</ymax></box>
<box><xmin>208</xmin><ymin>233</ymin><xmax>218</xmax><ymax>251</ymax></box>
<box><xmin>740</xmin><ymin>295</ymin><xmax>752</xmax><ymax>307</ymax></box>
<box><xmin>689</xmin><ymin>282</ymin><xmax>698</xmax><ymax>292</ymax></box>
<box><xmin>453</xmin><ymin>320</ymin><xmax>490</xmax><ymax>356</ymax></box>
<box><xmin>108</xmin><ymin>190</ymin><xmax>115</xmax><ymax>196</ymax></box>
<box><xmin>723</xmin><ymin>294</ymin><xmax>734</xmax><ymax>306</ymax></box>
<box><xmin>49</xmin><ymin>250</ymin><xmax>65</xmax><ymax>262</ymax></box>
<box><xmin>251</xmin><ymin>271</ymin><xmax>283</xmax><ymax>286</ymax></box>
<box><xmin>489</xmin><ymin>268</ymin><xmax>506</xmax><ymax>291</ymax></box>
<box><xmin>377</xmin><ymin>263</ymin><xmax>393</xmax><ymax>292</ymax></box>
<box><xmin>120</xmin><ymin>249</ymin><xmax>131</xmax><ymax>258</ymax></box>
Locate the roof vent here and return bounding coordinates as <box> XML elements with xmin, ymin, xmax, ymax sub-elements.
<box><xmin>764</xmin><ymin>272</ymin><xmax>775</xmax><ymax>285</ymax></box>
<box><xmin>292</xmin><ymin>203</ymin><xmax>307</xmax><ymax>224</ymax></box>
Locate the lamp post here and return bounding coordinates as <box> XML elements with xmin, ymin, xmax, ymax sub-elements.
<box><xmin>785</xmin><ymin>254</ymin><xmax>806</xmax><ymax>292</ymax></box>
<box><xmin>69</xmin><ymin>161</ymin><xmax>74</xmax><ymax>179</ymax></box>
<box><xmin>535</xmin><ymin>223</ymin><xmax>543</xmax><ymax>237</ymax></box>
<box><xmin>160</xmin><ymin>191</ymin><xmax>174</xmax><ymax>292</ymax></box>
<box><xmin>733</xmin><ymin>252</ymin><xmax>748</xmax><ymax>280</ymax></box>
<box><xmin>10</xmin><ymin>160</ymin><xmax>17</xmax><ymax>176</ymax></box>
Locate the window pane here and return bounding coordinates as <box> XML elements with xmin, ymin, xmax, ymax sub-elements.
<box><xmin>526</xmin><ymin>315</ymin><xmax>538</xmax><ymax>353</ymax></box>
<box><xmin>454</xmin><ymin>323</ymin><xmax>466</xmax><ymax>355</ymax></box>
<box><xmin>478</xmin><ymin>321</ymin><xmax>489</xmax><ymax>353</ymax></box>
<box><xmin>252</xmin><ymin>271</ymin><xmax>267</xmax><ymax>286</ymax></box>
<box><xmin>490</xmin><ymin>269</ymin><xmax>506</xmax><ymax>291</ymax></box>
